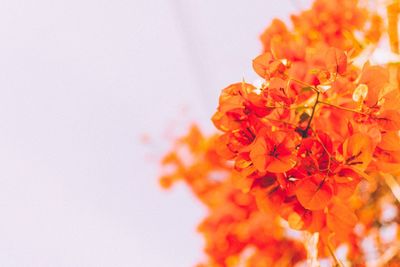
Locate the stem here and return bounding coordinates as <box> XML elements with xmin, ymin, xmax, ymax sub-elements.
<box><xmin>317</xmin><ymin>101</ymin><xmax>365</xmax><ymax>114</ymax></box>
<box><xmin>305</xmin><ymin>92</ymin><xmax>320</xmax><ymax>133</ymax></box>
<box><xmin>327</xmin><ymin>244</ymin><xmax>343</xmax><ymax>267</ymax></box>
<box><xmin>383</xmin><ymin>173</ymin><xmax>400</xmax><ymax>203</ymax></box>
<box><xmin>387</xmin><ymin>1</ymin><xmax>399</xmax><ymax>54</ymax></box>
<box><xmin>264</xmin><ymin>117</ymin><xmax>297</xmax><ymax>127</ymax></box>
<box><xmin>265</xmin><ymin>104</ymin><xmax>307</xmax><ymax>110</ymax></box>
<box><xmin>305</xmin><ymin>232</ymin><xmax>320</xmax><ymax>267</ymax></box>
<box><xmin>385</xmin><ymin>1</ymin><xmax>400</xmax><ymax>208</ymax></box>
<box><xmin>368</xmin><ymin>243</ymin><xmax>400</xmax><ymax>267</ymax></box>
<box><xmin>387</xmin><ymin>0</ymin><xmax>400</xmax><ymax>89</ymax></box>
<box><xmin>289</xmin><ymin>78</ymin><xmax>319</xmax><ymax>93</ymax></box>
<box><xmin>326</xmin><ymin>233</ymin><xmax>344</xmax><ymax>267</ymax></box>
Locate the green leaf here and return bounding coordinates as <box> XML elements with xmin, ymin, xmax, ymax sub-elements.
<box><xmin>301</xmin><ymin>86</ymin><xmax>313</xmax><ymax>93</ymax></box>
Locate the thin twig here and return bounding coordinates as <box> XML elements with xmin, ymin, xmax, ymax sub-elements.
<box><xmin>367</xmin><ymin>243</ymin><xmax>400</xmax><ymax>267</ymax></box>
<box><xmin>289</xmin><ymin>78</ymin><xmax>320</xmax><ymax>93</ymax></box>
<box><xmin>387</xmin><ymin>0</ymin><xmax>400</xmax><ymax>89</ymax></box>
<box><xmin>327</xmin><ymin>234</ymin><xmax>344</xmax><ymax>267</ymax></box>
<box><xmin>305</xmin><ymin>232</ymin><xmax>320</xmax><ymax>267</ymax></box>
<box><xmin>318</xmin><ymin>101</ymin><xmax>365</xmax><ymax>115</ymax></box>
<box><xmin>305</xmin><ymin>92</ymin><xmax>320</xmax><ymax>133</ymax></box>
<box><xmin>264</xmin><ymin>117</ymin><xmax>297</xmax><ymax>127</ymax></box>
<box><xmin>383</xmin><ymin>173</ymin><xmax>400</xmax><ymax>203</ymax></box>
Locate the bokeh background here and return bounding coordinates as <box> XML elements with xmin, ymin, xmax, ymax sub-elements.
<box><xmin>0</xmin><ymin>0</ymin><xmax>310</xmax><ymax>266</ymax></box>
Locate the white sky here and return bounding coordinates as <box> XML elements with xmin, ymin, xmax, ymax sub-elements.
<box><xmin>0</xmin><ymin>0</ymin><xmax>309</xmax><ymax>266</ymax></box>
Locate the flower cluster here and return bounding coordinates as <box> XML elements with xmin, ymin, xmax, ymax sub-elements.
<box><xmin>213</xmin><ymin>46</ymin><xmax>400</xmax><ymax>244</ymax></box>
<box><xmin>161</xmin><ymin>126</ymin><xmax>306</xmax><ymax>266</ymax></box>
<box><xmin>160</xmin><ymin>0</ymin><xmax>400</xmax><ymax>265</ymax></box>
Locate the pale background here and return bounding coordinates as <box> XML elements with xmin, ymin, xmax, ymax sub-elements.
<box><xmin>0</xmin><ymin>0</ymin><xmax>309</xmax><ymax>266</ymax></box>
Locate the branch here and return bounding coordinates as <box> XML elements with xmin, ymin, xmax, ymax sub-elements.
<box><xmin>304</xmin><ymin>232</ymin><xmax>320</xmax><ymax>267</ymax></box>
<box><xmin>318</xmin><ymin>101</ymin><xmax>365</xmax><ymax>115</ymax></box>
<box><xmin>305</xmin><ymin>92</ymin><xmax>320</xmax><ymax>134</ymax></box>
<box><xmin>383</xmin><ymin>173</ymin><xmax>400</xmax><ymax>203</ymax></box>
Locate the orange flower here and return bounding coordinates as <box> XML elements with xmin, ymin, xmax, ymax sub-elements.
<box><xmin>252</xmin><ymin>52</ymin><xmax>287</xmax><ymax>80</ymax></box>
<box><xmin>296</xmin><ymin>177</ymin><xmax>333</xmax><ymax>210</ymax></box>
<box><xmin>249</xmin><ymin>129</ymin><xmax>297</xmax><ymax>173</ymax></box>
